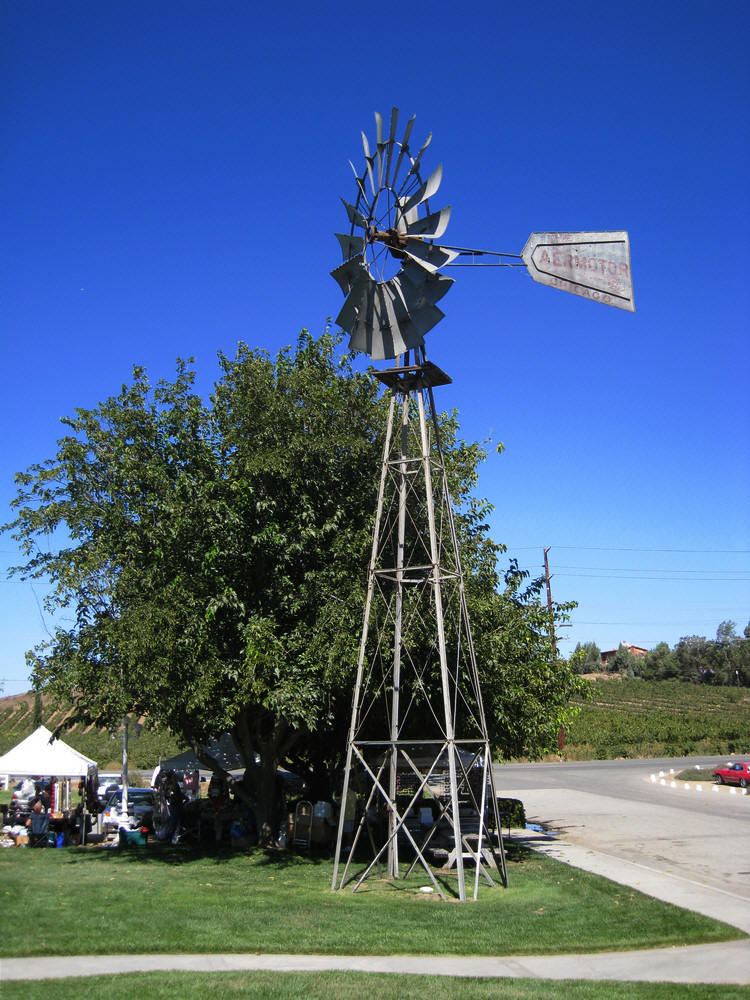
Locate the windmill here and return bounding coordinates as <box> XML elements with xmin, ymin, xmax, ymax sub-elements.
<box><xmin>330</xmin><ymin>108</ymin><xmax>632</xmax><ymax>901</ymax></box>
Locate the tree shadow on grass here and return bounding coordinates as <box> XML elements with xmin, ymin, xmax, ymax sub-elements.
<box><xmin>60</xmin><ymin>841</ymin><xmax>531</xmax><ymax>893</ymax></box>
<box><xmin>62</xmin><ymin>843</ymin><xmax>330</xmax><ymax>869</ymax></box>
<box><xmin>503</xmin><ymin>841</ymin><xmax>533</xmax><ymax>864</ymax></box>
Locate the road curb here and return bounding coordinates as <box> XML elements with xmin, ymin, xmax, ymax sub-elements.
<box><xmin>649</xmin><ymin>767</ymin><xmax>749</xmax><ymax>796</ymax></box>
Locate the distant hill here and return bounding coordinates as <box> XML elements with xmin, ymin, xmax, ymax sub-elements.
<box><xmin>4</xmin><ymin>679</ymin><xmax>749</xmax><ymax>768</ymax></box>
<box><xmin>0</xmin><ymin>691</ymin><xmax>182</xmax><ymax>769</ymax></box>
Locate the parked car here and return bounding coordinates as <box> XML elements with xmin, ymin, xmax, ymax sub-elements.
<box><xmin>101</xmin><ymin>787</ymin><xmax>156</xmax><ymax>831</ymax></box>
<box><xmin>713</xmin><ymin>762</ymin><xmax>750</xmax><ymax>787</ymax></box>
<box><xmin>97</xmin><ymin>782</ymin><xmax>121</xmax><ymax>806</ymax></box>
<box><xmin>97</xmin><ymin>772</ymin><xmax>121</xmax><ymax>800</ymax></box>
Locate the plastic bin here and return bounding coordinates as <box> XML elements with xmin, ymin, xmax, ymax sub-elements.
<box><xmin>118</xmin><ymin>827</ymin><xmax>147</xmax><ymax>847</ymax></box>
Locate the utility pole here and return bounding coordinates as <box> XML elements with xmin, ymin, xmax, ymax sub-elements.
<box><xmin>121</xmin><ymin>716</ymin><xmax>129</xmax><ymax>818</ymax></box>
<box><xmin>543</xmin><ymin>547</ymin><xmax>557</xmax><ymax>658</ymax></box>
<box><xmin>544</xmin><ymin>547</ymin><xmax>565</xmax><ymax>753</ymax></box>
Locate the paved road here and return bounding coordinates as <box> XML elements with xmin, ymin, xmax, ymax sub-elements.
<box><xmin>494</xmin><ymin>754</ymin><xmax>750</xmax><ymax>931</ymax></box>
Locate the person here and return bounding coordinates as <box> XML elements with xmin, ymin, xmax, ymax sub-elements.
<box><xmin>182</xmin><ymin>769</ymin><xmax>199</xmax><ymax>801</ymax></box>
<box><xmin>207</xmin><ymin>772</ymin><xmax>231</xmax><ymax>843</ymax></box>
<box><xmin>73</xmin><ymin>777</ymin><xmax>97</xmax><ymax>844</ymax></box>
<box><xmin>26</xmin><ymin>799</ymin><xmax>50</xmax><ymax>847</ymax></box>
<box><xmin>155</xmin><ymin>770</ymin><xmax>186</xmax><ymax>843</ymax></box>
<box><xmin>32</xmin><ymin>781</ymin><xmax>52</xmax><ymax>813</ymax></box>
<box><xmin>233</xmin><ymin>768</ymin><xmax>261</xmax><ymax>845</ymax></box>
<box><xmin>18</xmin><ymin>777</ymin><xmax>35</xmax><ymax>800</ymax></box>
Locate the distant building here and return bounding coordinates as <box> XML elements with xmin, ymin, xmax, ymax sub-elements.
<box><xmin>601</xmin><ymin>642</ymin><xmax>648</xmax><ymax>668</ymax></box>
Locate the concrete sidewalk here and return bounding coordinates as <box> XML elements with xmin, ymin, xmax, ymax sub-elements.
<box><xmin>3</xmin><ymin>940</ymin><xmax>750</xmax><ymax>984</ymax></box>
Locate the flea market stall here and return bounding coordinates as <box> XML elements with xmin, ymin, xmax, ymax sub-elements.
<box><xmin>0</xmin><ymin>725</ymin><xmax>98</xmax><ymax>846</ymax></box>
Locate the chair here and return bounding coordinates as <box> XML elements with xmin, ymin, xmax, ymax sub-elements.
<box><xmin>28</xmin><ymin>810</ymin><xmax>50</xmax><ymax>848</ymax></box>
<box><xmin>293</xmin><ymin>800</ymin><xmax>313</xmax><ymax>850</ymax></box>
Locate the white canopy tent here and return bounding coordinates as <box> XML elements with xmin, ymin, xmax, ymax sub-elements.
<box><xmin>0</xmin><ymin>725</ymin><xmax>97</xmax><ymax>779</ymax></box>
<box><xmin>0</xmin><ymin>724</ymin><xmax>98</xmax><ymax>835</ymax></box>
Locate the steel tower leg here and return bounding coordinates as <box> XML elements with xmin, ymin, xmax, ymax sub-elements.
<box><xmin>332</xmin><ymin>394</ymin><xmax>396</xmax><ymax>891</ymax></box>
<box><xmin>415</xmin><ymin>385</ymin><xmax>467</xmax><ymax>900</ymax></box>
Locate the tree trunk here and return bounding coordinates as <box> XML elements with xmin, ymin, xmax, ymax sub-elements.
<box><xmin>246</xmin><ymin>757</ymin><xmax>283</xmax><ymax>846</ymax></box>
<box><xmin>231</xmin><ymin>715</ymin><xmax>293</xmax><ymax>847</ymax></box>
<box><xmin>195</xmin><ymin>713</ymin><xmax>302</xmax><ymax>848</ymax></box>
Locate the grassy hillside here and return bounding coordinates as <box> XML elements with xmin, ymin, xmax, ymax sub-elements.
<box><xmin>3</xmin><ymin>679</ymin><xmax>749</xmax><ymax>769</ymax></box>
<box><xmin>564</xmin><ymin>678</ymin><xmax>750</xmax><ymax>759</ymax></box>
<box><xmin>0</xmin><ymin>692</ymin><xmax>182</xmax><ymax>768</ymax></box>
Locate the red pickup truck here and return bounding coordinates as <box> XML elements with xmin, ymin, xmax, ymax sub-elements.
<box><xmin>713</xmin><ymin>762</ymin><xmax>750</xmax><ymax>787</ymax></box>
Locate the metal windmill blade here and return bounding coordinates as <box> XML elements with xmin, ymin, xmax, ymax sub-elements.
<box><xmin>331</xmin><ymin>108</ymin><xmax>457</xmax><ymax>361</ymax></box>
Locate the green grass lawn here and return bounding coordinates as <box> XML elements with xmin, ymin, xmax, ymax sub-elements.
<box><xmin>1</xmin><ymin>843</ymin><xmax>743</xmax><ymax>960</ymax></box>
<box><xmin>676</xmin><ymin>767</ymin><xmax>714</xmax><ymax>782</ymax></box>
<box><xmin>3</xmin><ymin>970</ymin><xmax>749</xmax><ymax>1000</ymax></box>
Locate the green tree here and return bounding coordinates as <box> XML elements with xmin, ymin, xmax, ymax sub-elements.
<box><xmin>716</xmin><ymin>620</ymin><xmax>737</xmax><ymax>645</ymax></box>
<box><xmin>609</xmin><ymin>645</ymin><xmax>640</xmax><ymax>678</ymax></box>
<box><xmin>569</xmin><ymin>641</ymin><xmax>602</xmax><ymax>674</ymax></box>
<box><xmin>713</xmin><ymin>620</ymin><xmax>750</xmax><ymax>686</ymax></box>
<box><xmin>673</xmin><ymin>635</ymin><xmax>711</xmax><ymax>684</ymax></box>
<box><xmin>4</xmin><ymin>330</ymin><xmax>584</xmax><ymax>836</ymax></box>
<box><xmin>642</xmin><ymin>641</ymin><xmax>675</xmax><ymax>680</ymax></box>
<box><xmin>6</xmin><ymin>332</ymin><xmax>384</xmax><ymax>839</ymax></box>
<box><xmin>478</xmin><ymin>561</ymin><xmax>588</xmax><ymax>758</ymax></box>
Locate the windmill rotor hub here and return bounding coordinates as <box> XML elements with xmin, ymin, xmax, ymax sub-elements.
<box><xmin>368</xmin><ymin>226</ymin><xmax>408</xmax><ymax>256</ymax></box>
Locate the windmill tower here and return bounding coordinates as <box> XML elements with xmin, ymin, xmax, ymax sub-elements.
<box><xmin>329</xmin><ymin>109</ymin><xmax>633</xmax><ymax>902</ymax></box>
<box><xmin>329</xmin><ymin>109</ymin><xmax>507</xmax><ymax>901</ymax></box>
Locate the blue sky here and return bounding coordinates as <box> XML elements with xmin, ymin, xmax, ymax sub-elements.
<box><xmin>1</xmin><ymin>1</ymin><xmax>749</xmax><ymax>696</ymax></box>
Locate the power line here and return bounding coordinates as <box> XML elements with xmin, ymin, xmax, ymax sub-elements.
<box><xmin>553</xmin><ymin>573</ymin><xmax>750</xmax><ymax>582</ymax></box>
<box><xmin>552</xmin><ymin>564</ymin><xmax>749</xmax><ymax>574</ymax></box>
<box><xmin>571</xmin><ymin>617</ymin><xmax>748</xmax><ymax>628</ymax></box>
<box><xmin>510</xmin><ymin>545</ymin><xmax>750</xmax><ymax>554</ymax></box>
<box><xmin>515</xmin><ymin>564</ymin><xmax>749</xmax><ymax>581</ymax></box>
